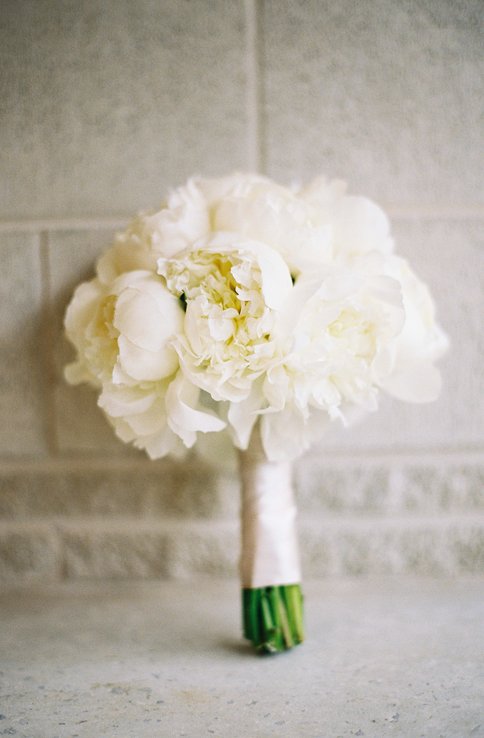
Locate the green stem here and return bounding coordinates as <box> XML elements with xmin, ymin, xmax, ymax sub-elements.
<box><xmin>242</xmin><ymin>584</ymin><xmax>304</xmax><ymax>653</ymax></box>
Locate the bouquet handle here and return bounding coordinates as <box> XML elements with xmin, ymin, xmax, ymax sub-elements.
<box><xmin>238</xmin><ymin>427</ymin><xmax>304</xmax><ymax>653</ymax></box>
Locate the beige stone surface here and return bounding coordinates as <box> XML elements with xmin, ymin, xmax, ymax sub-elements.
<box><xmin>0</xmin><ymin>0</ymin><xmax>248</xmax><ymax>218</ymax></box>
<box><xmin>1</xmin><ymin>511</ymin><xmax>483</xmax><ymax>583</ymax></box>
<box><xmin>0</xmin><ymin>579</ymin><xmax>483</xmax><ymax>737</ymax></box>
<box><xmin>295</xmin><ymin>457</ymin><xmax>484</xmax><ymax>514</ymax></box>
<box><xmin>0</xmin><ymin>523</ymin><xmax>60</xmax><ymax>584</ymax></box>
<box><xmin>0</xmin><ymin>456</ymin><xmax>482</xmax><ymax>522</ymax></box>
<box><xmin>0</xmin><ymin>233</ymin><xmax>47</xmax><ymax>457</ymax></box>
<box><xmin>262</xmin><ymin>0</ymin><xmax>483</xmax><ymax>206</ymax></box>
<box><xmin>60</xmin><ymin>521</ymin><xmax>171</xmax><ymax>579</ymax></box>
<box><xmin>0</xmin><ymin>459</ymin><xmax>227</xmax><ymax>521</ymax></box>
<box><xmin>300</xmin><ymin>514</ymin><xmax>484</xmax><ymax>577</ymax></box>
<box><xmin>0</xmin><ymin>1</ymin><xmax>482</xmax><ymax>589</ymax></box>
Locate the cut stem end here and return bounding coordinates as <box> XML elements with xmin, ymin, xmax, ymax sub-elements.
<box><xmin>242</xmin><ymin>584</ymin><xmax>304</xmax><ymax>654</ymax></box>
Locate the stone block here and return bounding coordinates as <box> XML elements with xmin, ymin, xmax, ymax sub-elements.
<box><xmin>60</xmin><ymin>521</ymin><xmax>171</xmax><ymax>579</ymax></box>
<box><xmin>0</xmin><ymin>458</ymin><xmax>233</xmax><ymax>520</ymax></box>
<box><xmin>1</xmin><ymin>514</ymin><xmax>483</xmax><ymax>583</ymax></box>
<box><xmin>56</xmin><ymin>518</ymin><xmax>238</xmax><ymax>581</ymax></box>
<box><xmin>300</xmin><ymin>516</ymin><xmax>484</xmax><ymax>577</ymax></box>
<box><xmin>295</xmin><ymin>462</ymin><xmax>390</xmax><ymax>513</ymax></box>
<box><xmin>262</xmin><ymin>0</ymin><xmax>483</xmax><ymax>206</ymax></box>
<box><xmin>451</xmin><ymin>526</ymin><xmax>484</xmax><ymax>574</ymax></box>
<box><xmin>388</xmin><ymin>462</ymin><xmax>484</xmax><ymax>513</ymax></box>
<box><xmin>295</xmin><ymin>457</ymin><xmax>484</xmax><ymax>513</ymax></box>
<box><xmin>0</xmin><ymin>456</ymin><xmax>481</xmax><ymax>526</ymax></box>
<box><xmin>0</xmin><ymin>232</ymin><xmax>47</xmax><ymax>456</ymax></box>
<box><xmin>0</xmin><ymin>0</ymin><xmax>247</xmax><ymax>218</ymax></box>
<box><xmin>167</xmin><ymin>522</ymin><xmax>238</xmax><ymax>578</ymax></box>
<box><xmin>0</xmin><ymin>523</ymin><xmax>60</xmax><ymax>585</ymax></box>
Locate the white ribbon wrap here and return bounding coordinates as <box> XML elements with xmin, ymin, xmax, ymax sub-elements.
<box><xmin>238</xmin><ymin>428</ymin><xmax>301</xmax><ymax>589</ymax></box>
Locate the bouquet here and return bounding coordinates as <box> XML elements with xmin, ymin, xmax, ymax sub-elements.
<box><xmin>64</xmin><ymin>173</ymin><xmax>448</xmax><ymax>653</ymax></box>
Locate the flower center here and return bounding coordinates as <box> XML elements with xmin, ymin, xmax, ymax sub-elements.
<box><xmin>328</xmin><ymin>307</ymin><xmax>376</xmax><ymax>359</ymax></box>
<box><xmin>160</xmin><ymin>249</ymin><xmax>276</xmax><ymax>382</ymax></box>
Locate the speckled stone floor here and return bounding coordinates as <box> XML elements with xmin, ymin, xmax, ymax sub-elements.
<box><xmin>0</xmin><ymin>578</ymin><xmax>483</xmax><ymax>738</ymax></box>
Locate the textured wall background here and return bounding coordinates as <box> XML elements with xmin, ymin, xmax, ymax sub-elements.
<box><xmin>0</xmin><ymin>0</ymin><xmax>483</xmax><ymax>584</ymax></box>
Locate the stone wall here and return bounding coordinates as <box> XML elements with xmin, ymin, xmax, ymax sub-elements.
<box><xmin>1</xmin><ymin>0</ymin><xmax>482</xmax><ymax>583</ymax></box>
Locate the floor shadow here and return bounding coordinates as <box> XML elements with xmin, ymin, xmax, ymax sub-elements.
<box><xmin>218</xmin><ymin>638</ymin><xmax>260</xmax><ymax>658</ymax></box>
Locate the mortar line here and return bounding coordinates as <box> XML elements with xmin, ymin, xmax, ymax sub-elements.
<box><xmin>244</xmin><ymin>0</ymin><xmax>266</xmax><ymax>174</ymax></box>
<box><xmin>245</xmin><ymin>0</ymin><xmax>258</xmax><ymax>171</ymax></box>
<box><xmin>0</xmin><ymin>446</ymin><xmax>482</xmax><ymax>475</ymax></box>
<box><xmin>387</xmin><ymin>206</ymin><xmax>484</xmax><ymax>219</ymax></box>
<box><xmin>0</xmin><ymin>218</ymin><xmax>130</xmax><ymax>233</ymax></box>
<box><xmin>39</xmin><ymin>231</ymin><xmax>59</xmax><ymax>457</ymax></box>
<box><xmin>1</xmin><ymin>512</ymin><xmax>483</xmax><ymax>531</ymax></box>
<box><xmin>299</xmin><ymin>445</ymin><xmax>484</xmax><ymax>462</ymax></box>
<box><xmin>256</xmin><ymin>0</ymin><xmax>266</xmax><ymax>175</ymax></box>
<box><xmin>1</xmin><ymin>208</ymin><xmax>483</xmax><ymax>234</ymax></box>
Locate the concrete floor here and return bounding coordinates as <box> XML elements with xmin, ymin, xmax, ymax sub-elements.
<box><xmin>0</xmin><ymin>578</ymin><xmax>483</xmax><ymax>738</ymax></box>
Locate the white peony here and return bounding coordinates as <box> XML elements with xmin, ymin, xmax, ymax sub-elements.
<box><xmin>65</xmin><ymin>270</ymin><xmax>183</xmax><ymax>386</ymax></box>
<box><xmin>377</xmin><ymin>255</ymin><xmax>449</xmax><ymax>403</ymax></box>
<box><xmin>64</xmin><ymin>172</ymin><xmax>447</xmax><ymax>461</ymax></box>
<box><xmin>201</xmin><ymin>175</ymin><xmax>333</xmax><ymax>274</ymax></box>
<box><xmin>223</xmin><ymin>252</ymin><xmax>447</xmax><ymax>461</ymax></box>
<box><xmin>158</xmin><ymin>232</ymin><xmax>293</xmax><ymax>402</ymax></box>
<box><xmin>226</xmin><ymin>253</ymin><xmax>407</xmax><ymax>459</ymax></box>
<box><xmin>64</xmin><ymin>268</ymin><xmax>225</xmax><ymax>457</ymax></box>
<box><xmin>297</xmin><ymin>175</ymin><xmax>394</xmax><ymax>261</ymax></box>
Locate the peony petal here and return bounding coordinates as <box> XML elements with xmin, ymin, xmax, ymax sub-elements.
<box><xmin>109</xmin><ymin>417</ymin><xmax>137</xmax><ymax>443</ymax></box>
<box><xmin>98</xmin><ymin>384</ymin><xmax>158</xmax><ymax>418</ymax></box>
<box><xmin>260</xmin><ymin>406</ymin><xmax>308</xmax><ymax>461</ymax></box>
<box><xmin>166</xmin><ymin>373</ymin><xmax>226</xmax><ymax>435</ymax></box>
<box><xmin>227</xmin><ymin>380</ymin><xmax>264</xmax><ymax>449</ymax></box>
<box><xmin>298</xmin><ymin>175</ymin><xmax>347</xmax><ymax>206</ymax></box>
<box><xmin>123</xmin><ymin>397</ymin><xmax>168</xmax><ymax>436</ymax></box>
<box><xmin>241</xmin><ymin>242</ymin><xmax>293</xmax><ymax>311</ymax></box>
<box><xmin>64</xmin><ymin>280</ymin><xmax>104</xmax><ymax>339</ymax></box>
<box><xmin>154</xmin><ymin>178</ymin><xmax>210</xmax><ymax>257</ymax></box>
<box><xmin>139</xmin><ymin>425</ymin><xmax>186</xmax><ymax>459</ymax></box>
<box><xmin>64</xmin><ymin>361</ymin><xmax>93</xmax><ymax>386</ymax></box>
<box><xmin>114</xmin><ymin>282</ymin><xmax>183</xmax><ymax>353</ymax></box>
<box><xmin>261</xmin><ymin>405</ymin><xmax>332</xmax><ymax>461</ymax></box>
<box><xmin>117</xmin><ymin>335</ymin><xmax>178</xmax><ymax>381</ymax></box>
<box><xmin>97</xmin><ymin>242</ymin><xmax>155</xmax><ymax>285</ymax></box>
<box><xmin>197</xmin><ymin>172</ymin><xmax>269</xmax><ymax>206</ymax></box>
<box><xmin>333</xmin><ymin>196</ymin><xmax>394</xmax><ymax>257</ymax></box>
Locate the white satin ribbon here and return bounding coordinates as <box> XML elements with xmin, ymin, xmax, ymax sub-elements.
<box><xmin>238</xmin><ymin>428</ymin><xmax>301</xmax><ymax>589</ymax></box>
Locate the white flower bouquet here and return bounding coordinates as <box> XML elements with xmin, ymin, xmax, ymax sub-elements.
<box><xmin>65</xmin><ymin>173</ymin><xmax>447</xmax><ymax>653</ymax></box>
